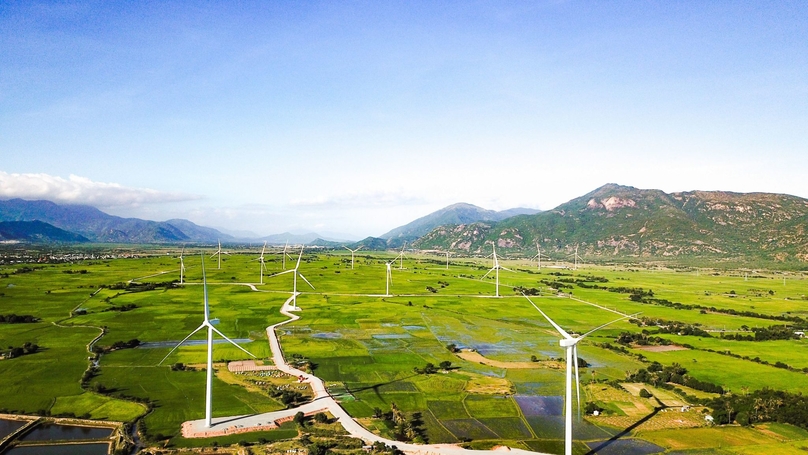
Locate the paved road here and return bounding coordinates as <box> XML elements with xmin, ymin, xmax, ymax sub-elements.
<box><xmin>184</xmin><ymin>292</ymin><xmax>548</xmax><ymax>455</ymax></box>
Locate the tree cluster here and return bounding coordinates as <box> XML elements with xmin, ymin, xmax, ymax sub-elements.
<box><xmin>710</xmin><ymin>388</ymin><xmax>808</xmax><ymax>428</ymax></box>
<box><xmin>3</xmin><ymin>341</ymin><xmax>39</xmax><ymax>358</ymax></box>
<box><xmin>0</xmin><ymin>314</ymin><xmax>39</xmax><ymax>323</ymax></box>
<box><xmin>626</xmin><ymin>362</ymin><xmax>724</xmax><ymax>394</ymax></box>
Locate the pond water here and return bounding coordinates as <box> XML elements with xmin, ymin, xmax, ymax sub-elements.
<box><xmin>21</xmin><ymin>424</ymin><xmax>113</xmax><ymax>441</ymax></box>
<box><xmin>402</xmin><ymin>325</ymin><xmax>425</xmax><ymax>330</ymax></box>
<box><xmin>6</xmin><ymin>443</ymin><xmax>110</xmax><ymax>455</ymax></box>
<box><xmin>515</xmin><ymin>395</ymin><xmax>563</xmax><ymax>416</ymax></box>
<box><xmin>371</xmin><ymin>334</ymin><xmax>411</xmax><ymax>339</ymax></box>
<box><xmin>137</xmin><ymin>339</ymin><xmax>252</xmax><ymax>349</ymax></box>
<box><xmin>311</xmin><ymin>332</ymin><xmax>342</xmax><ymax>339</ymax></box>
<box><xmin>0</xmin><ymin>418</ymin><xmax>27</xmax><ymax>438</ymax></box>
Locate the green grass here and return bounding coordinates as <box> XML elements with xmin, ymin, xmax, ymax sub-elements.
<box><xmin>3</xmin><ymin>250</ymin><xmax>808</xmax><ymax>451</ymax></box>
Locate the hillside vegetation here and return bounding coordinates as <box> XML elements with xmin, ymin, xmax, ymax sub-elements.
<box><xmin>414</xmin><ymin>184</ymin><xmax>808</xmax><ymax>265</ymax></box>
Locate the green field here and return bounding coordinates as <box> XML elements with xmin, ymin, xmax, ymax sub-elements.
<box><xmin>2</xmin><ymin>247</ymin><xmax>808</xmax><ymax>452</ymax></box>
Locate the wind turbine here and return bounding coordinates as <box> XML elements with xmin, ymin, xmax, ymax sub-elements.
<box><xmin>268</xmin><ymin>247</ymin><xmax>314</xmax><ymax>310</ymax></box>
<box><xmin>570</xmin><ymin>244</ymin><xmax>583</xmax><ymax>271</ymax></box>
<box><xmin>529</xmin><ymin>242</ymin><xmax>547</xmax><ymax>271</ymax></box>
<box><xmin>344</xmin><ymin>245</ymin><xmax>363</xmax><ymax>270</ymax></box>
<box><xmin>398</xmin><ymin>243</ymin><xmax>406</xmax><ymax>270</ymax></box>
<box><xmin>482</xmin><ymin>244</ymin><xmax>514</xmax><ymax>297</ymax></box>
<box><xmin>523</xmin><ymin>295</ymin><xmax>634</xmax><ymax>455</ymax></box>
<box><xmin>252</xmin><ymin>242</ymin><xmax>268</xmax><ymax>284</ymax></box>
<box><xmin>385</xmin><ymin>250</ymin><xmax>404</xmax><ymax>296</ymax></box>
<box><xmin>159</xmin><ymin>256</ymin><xmax>256</xmax><ymax>428</ymax></box>
<box><xmin>281</xmin><ymin>241</ymin><xmax>293</xmax><ymax>270</ymax></box>
<box><xmin>210</xmin><ymin>240</ymin><xmax>229</xmax><ymax>270</ymax></box>
<box><xmin>178</xmin><ymin>246</ymin><xmax>186</xmax><ymax>284</ymax></box>
<box><xmin>443</xmin><ymin>250</ymin><xmax>451</xmax><ymax>270</ymax></box>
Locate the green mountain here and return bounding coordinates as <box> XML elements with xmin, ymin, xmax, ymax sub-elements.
<box><xmin>413</xmin><ymin>184</ymin><xmax>808</xmax><ymax>263</ymax></box>
<box><xmin>380</xmin><ymin>202</ymin><xmax>541</xmax><ymax>247</ymax></box>
<box><xmin>0</xmin><ymin>199</ymin><xmax>231</xmax><ymax>243</ymax></box>
<box><xmin>0</xmin><ymin>221</ymin><xmax>89</xmax><ymax>243</ymax></box>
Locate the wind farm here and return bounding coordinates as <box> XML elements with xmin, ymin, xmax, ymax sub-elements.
<box><xmin>2</xmin><ymin>243</ymin><xmax>808</xmax><ymax>455</ymax></box>
<box><xmin>2</xmin><ymin>1</ymin><xmax>807</xmax><ymax>454</ymax></box>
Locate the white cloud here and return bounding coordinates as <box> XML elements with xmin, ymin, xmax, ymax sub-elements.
<box><xmin>289</xmin><ymin>189</ymin><xmax>428</xmax><ymax>208</ymax></box>
<box><xmin>0</xmin><ymin>172</ymin><xmax>202</xmax><ymax>207</ymax></box>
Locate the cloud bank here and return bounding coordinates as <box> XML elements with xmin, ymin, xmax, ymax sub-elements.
<box><xmin>0</xmin><ymin>172</ymin><xmax>202</xmax><ymax>207</ymax></box>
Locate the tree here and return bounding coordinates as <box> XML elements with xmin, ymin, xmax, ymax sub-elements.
<box><xmin>314</xmin><ymin>412</ymin><xmax>328</xmax><ymax>423</ymax></box>
<box><xmin>293</xmin><ymin>411</ymin><xmax>305</xmax><ymax>426</ymax></box>
<box><xmin>439</xmin><ymin>361</ymin><xmax>452</xmax><ymax>370</ymax></box>
<box><xmin>639</xmin><ymin>388</ymin><xmax>652</xmax><ymax>398</ymax></box>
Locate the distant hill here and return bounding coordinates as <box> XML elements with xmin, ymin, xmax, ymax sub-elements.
<box><xmin>0</xmin><ymin>199</ymin><xmax>231</xmax><ymax>243</ymax></box>
<box><xmin>349</xmin><ymin>237</ymin><xmax>389</xmax><ymax>251</ymax></box>
<box><xmin>380</xmin><ymin>203</ymin><xmax>541</xmax><ymax>247</ymax></box>
<box><xmin>413</xmin><ymin>184</ymin><xmax>808</xmax><ymax>263</ymax></box>
<box><xmin>0</xmin><ymin>221</ymin><xmax>89</xmax><ymax>243</ymax></box>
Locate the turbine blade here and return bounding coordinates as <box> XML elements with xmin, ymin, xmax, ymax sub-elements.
<box><xmin>501</xmin><ymin>266</ymin><xmax>515</xmax><ymax>273</ymax></box>
<box><xmin>298</xmin><ymin>272</ymin><xmax>315</xmax><ymax>290</ymax></box>
<box><xmin>574</xmin><ymin>344</ymin><xmax>581</xmax><ymax>421</ymax></box>
<box><xmin>295</xmin><ymin>248</ymin><xmax>303</xmax><ymax>269</ymax></box>
<box><xmin>210</xmin><ymin>326</ymin><xmax>257</xmax><ymax>358</ymax></box>
<box><xmin>356</xmin><ymin>245</ymin><xmax>363</xmax><ymax>252</ymax></box>
<box><xmin>482</xmin><ymin>268</ymin><xmax>495</xmax><ymax>279</ymax></box>
<box><xmin>266</xmin><ymin>270</ymin><xmax>295</xmax><ymax>279</ymax></box>
<box><xmin>579</xmin><ymin>313</ymin><xmax>638</xmax><ymax>339</ymax></box>
<box><xmin>523</xmin><ymin>294</ymin><xmax>573</xmax><ymax>339</ymax></box>
<box><xmin>158</xmin><ymin>324</ymin><xmax>206</xmax><ymax>365</ymax></box>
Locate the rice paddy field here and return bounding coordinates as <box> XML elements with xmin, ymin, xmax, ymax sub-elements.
<box><xmin>1</xmin><ymin>246</ymin><xmax>807</xmax><ymax>454</ymax></box>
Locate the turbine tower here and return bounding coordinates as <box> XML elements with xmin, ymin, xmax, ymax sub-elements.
<box><xmin>398</xmin><ymin>243</ymin><xmax>406</xmax><ymax>270</ymax></box>
<box><xmin>344</xmin><ymin>245</ymin><xmax>363</xmax><ymax>269</ymax></box>
<box><xmin>482</xmin><ymin>244</ymin><xmax>514</xmax><ymax>297</ymax></box>
<box><xmin>252</xmin><ymin>242</ymin><xmax>268</xmax><ymax>284</ymax></box>
<box><xmin>178</xmin><ymin>246</ymin><xmax>186</xmax><ymax>284</ymax></box>
<box><xmin>529</xmin><ymin>242</ymin><xmax>545</xmax><ymax>271</ymax></box>
<box><xmin>268</xmin><ymin>247</ymin><xmax>314</xmax><ymax>310</ymax></box>
<box><xmin>159</xmin><ymin>256</ymin><xmax>256</xmax><ymax>428</ymax></box>
<box><xmin>385</xmin><ymin>250</ymin><xmax>403</xmax><ymax>296</ymax></box>
<box><xmin>210</xmin><ymin>240</ymin><xmax>229</xmax><ymax>270</ymax></box>
<box><xmin>570</xmin><ymin>244</ymin><xmax>582</xmax><ymax>271</ymax></box>
<box><xmin>523</xmin><ymin>295</ymin><xmax>633</xmax><ymax>455</ymax></box>
<box><xmin>281</xmin><ymin>241</ymin><xmax>292</xmax><ymax>270</ymax></box>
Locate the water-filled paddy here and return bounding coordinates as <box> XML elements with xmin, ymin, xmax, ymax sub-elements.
<box><xmin>5</xmin><ymin>443</ymin><xmax>110</xmax><ymax>455</ymax></box>
<box><xmin>0</xmin><ymin>418</ymin><xmax>27</xmax><ymax>438</ymax></box>
<box><xmin>21</xmin><ymin>424</ymin><xmax>112</xmax><ymax>441</ymax></box>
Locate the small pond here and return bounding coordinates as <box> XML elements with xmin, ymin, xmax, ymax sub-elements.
<box><xmin>6</xmin><ymin>443</ymin><xmax>110</xmax><ymax>455</ymax></box>
<box><xmin>0</xmin><ymin>418</ymin><xmax>27</xmax><ymax>438</ymax></box>
<box><xmin>21</xmin><ymin>423</ymin><xmax>113</xmax><ymax>441</ymax></box>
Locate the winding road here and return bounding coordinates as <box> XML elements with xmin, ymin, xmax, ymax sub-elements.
<box><xmin>181</xmin><ymin>291</ymin><xmax>547</xmax><ymax>455</ymax></box>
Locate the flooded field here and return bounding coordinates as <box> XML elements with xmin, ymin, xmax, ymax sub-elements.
<box><xmin>21</xmin><ymin>423</ymin><xmax>112</xmax><ymax>441</ymax></box>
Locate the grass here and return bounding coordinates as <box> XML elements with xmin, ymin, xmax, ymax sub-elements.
<box><xmin>2</xmin><ymin>249</ymin><xmax>808</xmax><ymax>452</ymax></box>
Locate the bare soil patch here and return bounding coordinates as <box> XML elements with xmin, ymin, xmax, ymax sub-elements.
<box><xmin>634</xmin><ymin>344</ymin><xmax>689</xmax><ymax>352</ymax></box>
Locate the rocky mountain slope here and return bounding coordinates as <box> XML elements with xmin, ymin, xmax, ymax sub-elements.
<box><xmin>413</xmin><ymin>184</ymin><xmax>808</xmax><ymax>263</ymax></box>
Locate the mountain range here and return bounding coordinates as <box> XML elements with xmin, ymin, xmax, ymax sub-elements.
<box><xmin>413</xmin><ymin>184</ymin><xmax>808</xmax><ymax>263</ymax></box>
<box><xmin>2</xmin><ymin>184</ymin><xmax>806</xmax><ymax>264</ymax></box>
<box><xmin>0</xmin><ymin>199</ymin><xmax>232</xmax><ymax>243</ymax></box>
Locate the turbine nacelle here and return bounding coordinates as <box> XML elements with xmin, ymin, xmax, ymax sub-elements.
<box><xmin>559</xmin><ymin>338</ymin><xmax>578</xmax><ymax>348</ymax></box>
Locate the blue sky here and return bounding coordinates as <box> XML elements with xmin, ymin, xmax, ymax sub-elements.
<box><xmin>1</xmin><ymin>1</ymin><xmax>806</xmax><ymax>239</ymax></box>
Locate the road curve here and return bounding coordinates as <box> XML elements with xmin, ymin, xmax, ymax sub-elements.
<box><xmin>183</xmin><ymin>292</ymin><xmax>548</xmax><ymax>455</ymax></box>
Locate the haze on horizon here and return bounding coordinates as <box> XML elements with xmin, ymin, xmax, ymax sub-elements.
<box><xmin>1</xmin><ymin>2</ymin><xmax>806</xmax><ymax>240</ymax></box>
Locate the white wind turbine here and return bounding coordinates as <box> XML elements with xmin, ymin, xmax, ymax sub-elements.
<box><xmin>385</xmin><ymin>250</ymin><xmax>404</xmax><ymax>296</ymax></box>
<box><xmin>442</xmin><ymin>250</ymin><xmax>451</xmax><ymax>270</ymax></box>
<box><xmin>252</xmin><ymin>242</ymin><xmax>268</xmax><ymax>284</ymax></box>
<box><xmin>178</xmin><ymin>246</ymin><xmax>186</xmax><ymax>284</ymax></box>
<box><xmin>210</xmin><ymin>240</ymin><xmax>230</xmax><ymax>270</ymax></box>
<box><xmin>529</xmin><ymin>242</ymin><xmax>548</xmax><ymax>271</ymax></box>
<box><xmin>523</xmin><ymin>295</ymin><xmax>634</xmax><ymax>455</ymax></box>
<box><xmin>268</xmin><ymin>247</ymin><xmax>314</xmax><ymax>310</ymax></box>
<box><xmin>344</xmin><ymin>245</ymin><xmax>363</xmax><ymax>270</ymax></box>
<box><xmin>281</xmin><ymin>241</ymin><xmax>294</xmax><ymax>270</ymax></box>
<box><xmin>482</xmin><ymin>244</ymin><xmax>514</xmax><ymax>297</ymax></box>
<box><xmin>570</xmin><ymin>244</ymin><xmax>583</xmax><ymax>270</ymax></box>
<box><xmin>159</xmin><ymin>257</ymin><xmax>256</xmax><ymax>428</ymax></box>
<box><xmin>398</xmin><ymin>244</ymin><xmax>406</xmax><ymax>270</ymax></box>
